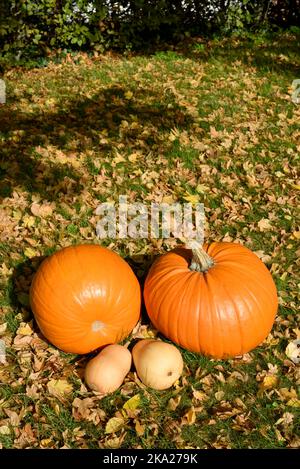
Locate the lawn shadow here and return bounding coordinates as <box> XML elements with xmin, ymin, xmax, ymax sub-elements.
<box><xmin>187</xmin><ymin>33</ymin><xmax>300</xmax><ymax>77</ymax></box>
<box><xmin>8</xmin><ymin>254</ymin><xmax>51</xmax><ymax>345</ymax></box>
<box><xmin>9</xmin><ymin>255</ymin><xmax>45</xmax><ymax>312</ymax></box>
<box><xmin>0</xmin><ymin>84</ymin><xmax>195</xmax><ymax>202</ymax></box>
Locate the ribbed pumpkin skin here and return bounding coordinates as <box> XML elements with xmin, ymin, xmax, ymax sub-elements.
<box><xmin>30</xmin><ymin>245</ymin><xmax>141</xmax><ymax>354</ymax></box>
<box><xmin>144</xmin><ymin>242</ymin><xmax>278</xmax><ymax>359</ymax></box>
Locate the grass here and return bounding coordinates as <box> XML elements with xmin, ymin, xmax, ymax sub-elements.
<box><xmin>0</xmin><ymin>31</ymin><xmax>299</xmax><ymax>449</ymax></box>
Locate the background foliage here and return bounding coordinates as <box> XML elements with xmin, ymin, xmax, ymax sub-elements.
<box><xmin>0</xmin><ymin>0</ymin><xmax>300</xmax><ymax>61</ymax></box>
<box><xmin>0</xmin><ymin>0</ymin><xmax>299</xmax><ymax>450</ymax></box>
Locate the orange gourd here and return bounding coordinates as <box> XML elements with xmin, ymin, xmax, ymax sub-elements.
<box><xmin>144</xmin><ymin>241</ymin><xmax>278</xmax><ymax>359</ymax></box>
<box><xmin>30</xmin><ymin>244</ymin><xmax>141</xmax><ymax>354</ymax></box>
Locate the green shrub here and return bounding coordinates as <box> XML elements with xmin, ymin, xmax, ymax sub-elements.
<box><xmin>0</xmin><ymin>1</ymin><xmax>299</xmax><ymax>62</ymax></box>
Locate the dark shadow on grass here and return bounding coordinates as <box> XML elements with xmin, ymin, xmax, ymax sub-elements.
<box><xmin>185</xmin><ymin>33</ymin><xmax>300</xmax><ymax>77</ymax></box>
<box><xmin>102</xmin><ymin>32</ymin><xmax>300</xmax><ymax>78</ymax></box>
<box><xmin>0</xmin><ymin>85</ymin><xmax>194</xmax><ymax>202</ymax></box>
<box><xmin>7</xmin><ymin>255</ymin><xmax>49</xmax><ymax>344</ymax></box>
<box><xmin>9</xmin><ymin>255</ymin><xmax>45</xmax><ymax>311</ymax></box>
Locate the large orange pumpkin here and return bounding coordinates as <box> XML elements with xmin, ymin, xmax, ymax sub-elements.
<box><xmin>144</xmin><ymin>241</ymin><xmax>278</xmax><ymax>359</ymax></box>
<box><xmin>30</xmin><ymin>244</ymin><xmax>141</xmax><ymax>354</ymax></box>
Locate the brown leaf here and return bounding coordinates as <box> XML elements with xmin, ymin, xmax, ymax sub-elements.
<box><xmin>257</xmin><ymin>218</ymin><xmax>272</xmax><ymax>231</ymax></box>
<box><xmin>134</xmin><ymin>419</ymin><xmax>145</xmax><ymax>436</ymax></box>
<box><xmin>277</xmin><ymin>387</ymin><xmax>298</xmax><ymax>401</ymax></box>
<box><xmin>275</xmin><ymin>412</ymin><xmax>294</xmax><ymax>428</ymax></box>
<box><xmin>285</xmin><ymin>340</ymin><xmax>300</xmax><ymax>364</ymax></box>
<box><xmin>167</xmin><ymin>395</ymin><xmax>181</xmax><ymax>411</ymax></box>
<box><xmin>31</xmin><ymin>202</ymin><xmax>54</xmax><ymax>217</ymax></box>
<box><xmin>182</xmin><ymin>407</ymin><xmax>197</xmax><ymax>425</ymax></box>
<box><xmin>192</xmin><ymin>389</ymin><xmax>208</xmax><ymax>402</ymax></box>
<box><xmin>26</xmin><ymin>384</ymin><xmax>40</xmax><ymax>400</ymax></box>
<box><xmin>275</xmin><ymin>428</ymin><xmax>286</xmax><ymax>442</ymax></box>
<box><xmin>102</xmin><ymin>433</ymin><xmax>126</xmax><ymax>449</ymax></box>
<box><xmin>186</xmin><ymin>408</ymin><xmax>197</xmax><ymax>425</ymax></box>
<box><xmin>4</xmin><ymin>409</ymin><xmax>21</xmax><ymax>426</ymax></box>
<box><xmin>72</xmin><ymin>397</ymin><xmax>96</xmax><ymax>420</ymax></box>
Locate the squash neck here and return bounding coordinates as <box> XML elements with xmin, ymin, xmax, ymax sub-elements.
<box><xmin>186</xmin><ymin>241</ymin><xmax>214</xmax><ymax>273</ymax></box>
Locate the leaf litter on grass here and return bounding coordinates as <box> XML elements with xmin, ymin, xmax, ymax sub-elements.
<box><xmin>0</xmin><ymin>33</ymin><xmax>299</xmax><ymax>449</ymax></box>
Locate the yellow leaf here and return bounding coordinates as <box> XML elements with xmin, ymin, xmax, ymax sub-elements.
<box><xmin>22</xmin><ymin>214</ymin><xmax>35</xmax><ymax>228</ymax></box>
<box><xmin>128</xmin><ymin>152</ymin><xmax>140</xmax><ymax>163</ymax></box>
<box><xmin>17</xmin><ymin>322</ymin><xmax>33</xmax><ymax>336</ymax></box>
<box><xmin>0</xmin><ymin>426</ymin><xmax>10</xmax><ymax>435</ymax></box>
<box><xmin>215</xmin><ymin>390</ymin><xmax>225</xmax><ymax>401</ymax></box>
<box><xmin>12</xmin><ymin>210</ymin><xmax>22</xmax><ymax>220</ymax></box>
<box><xmin>123</xmin><ymin>394</ymin><xmax>141</xmax><ymax>413</ymax></box>
<box><xmin>260</xmin><ymin>375</ymin><xmax>278</xmax><ymax>390</ymax></box>
<box><xmin>40</xmin><ymin>439</ymin><xmax>54</xmax><ymax>448</ymax></box>
<box><xmin>45</xmin><ymin>98</ymin><xmax>56</xmax><ymax>106</ymax></box>
<box><xmin>24</xmin><ymin>247</ymin><xmax>38</xmax><ymax>258</ymax></box>
<box><xmin>196</xmin><ymin>184</ymin><xmax>209</xmax><ymax>194</ymax></box>
<box><xmin>124</xmin><ymin>91</ymin><xmax>133</xmax><ymax>100</ymax></box>
<box><xmin>0</xmin><ymin>263</ymin><xmax>13</xmax><ymax>277</ymax></box>
<box><xmin>162</xmin><ymin>195</ymin><xmax>176</xmax><ymax>204</ymax></box>
<box><xmin>47</xmin><ymin>379</ymin><xmax>73</xmax><ymax>397</ymax></box>
<box><xmin>287</xmin><ymin>398</ymin><xmax>300</xmax><ymax>408</ymax></box>
<box><xmin>278</xmin><ymin>387</ymin><xmax>297</xmax><ymax>401</ymax></box>
<box><xmin>183</xmin><ymin>193</ymin><xmax>200</xmax><ymax>204</ymax></box>
<box><xmin>105</xmin><ymin>417</ymin><xmax>125</xmax><ymax>434</ymax></box>
<box><xmin>113</xmin><ymin>153</ymin><xmax>126</xmax><ymax>164</ymax></box>
<box><xmin>53</xmin><ymin>403</ymin><xmax>60</xmax><ymax>415</ymax></box>
<box><xmin>290</xmin><ymin>184</ymin><xmax>300</xmax><ymax>191</ymax></box>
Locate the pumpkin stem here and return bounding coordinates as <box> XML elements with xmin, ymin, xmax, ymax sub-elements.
<box><xmin>185</xmin><ymin>240</ymin><xmax>214</xmax><ymax>273</ymax></box>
